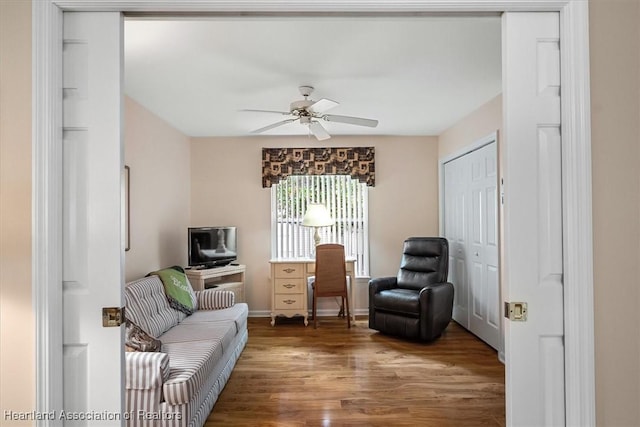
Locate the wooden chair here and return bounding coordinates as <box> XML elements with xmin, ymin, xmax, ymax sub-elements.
<box><xmin>311</xmin><ymin>244</ymin><xmax>351</xmax><ymax>329</ymax></box>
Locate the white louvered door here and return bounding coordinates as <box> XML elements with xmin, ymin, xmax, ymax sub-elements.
<box><xmin>63</xmin><ymin>12</ymin><xmax>125</xmax><ymax>424</ymax></box>
<box><xmin>502</xmin><ymin>12</ymin><xmax>565</xmax><ymax>426</ymax></box>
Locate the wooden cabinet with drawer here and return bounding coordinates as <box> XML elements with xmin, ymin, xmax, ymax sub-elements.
<box><xmin>270</xmin><ymin>261</ymin><xmax>308</xmax><ymax>326</ymax></box>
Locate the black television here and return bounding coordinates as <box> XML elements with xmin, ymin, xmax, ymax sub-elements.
<box><xmin>188</xmin><ymin>226</ymin><xmax>237</xmax><ymax>268</ymax></box>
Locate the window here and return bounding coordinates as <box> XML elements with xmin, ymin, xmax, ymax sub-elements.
<box><xmin>271</xmin><ymin>175</ymin><xmax>369</xmax><ymax>277</ymax></box>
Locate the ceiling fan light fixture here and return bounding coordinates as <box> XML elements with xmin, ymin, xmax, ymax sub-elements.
<box><xmin>290</xmin><ymin>99</ymin><xmax>314</xmax><ymax>111</ymax></box>
<box><xmin>243</xmin><ymin>85</ymin><xmax>378</xmax><ymax>141</ymax></box>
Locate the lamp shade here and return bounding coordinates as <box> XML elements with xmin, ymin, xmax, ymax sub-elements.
<box><xmin>302</xmin><ymin>203</ymin><xmax>334</xmax><ymax>227</ymax></box>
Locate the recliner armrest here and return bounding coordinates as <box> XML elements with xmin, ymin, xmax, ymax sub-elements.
<box><xmin>368</xmin><ymin>276</ymin><xmax>399</xmax><ymax>332</ymax></box>
<box><xmin>418</xmin><ymin>281</ymin><xmax>455</xmax><ymax>341</ymax></box>
<box><xmin>418</xmin><ymin>281</ymin><xmax>455</xmax><ymax>307</ymax></box>
<box><xmin>368</xmin><ymin>276</ymin><xmax>397</xmax><ymax>294</ymax></box>
<box><xmin>418</xmin><ymin>280</ymin><xmax>452</xmax><ymax>292</ymax></box>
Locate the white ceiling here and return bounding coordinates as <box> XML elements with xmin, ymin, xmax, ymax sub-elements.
<box><xmin>124</xmin><ymin>16</ymin><xmax>502</xmax><ymax>138</ymax></box>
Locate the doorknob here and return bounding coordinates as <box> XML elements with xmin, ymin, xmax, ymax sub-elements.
<box><xmin>504</xmin><ymin>302</ymin><xmax>528</xmax><ymax>321</ymax></box>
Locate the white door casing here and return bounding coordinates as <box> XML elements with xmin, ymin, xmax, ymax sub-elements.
<box><xmin>502</xmin><ymin>12</ymin><xmax>565</xmax><ymax>426</ymax></box>
<box><xmin>62</xmin><ymin>12</ymin><xmax>125</xmax><ymax>424</ymax></box>
<box><xmin>34</xmin><ymin>2</ymin><xmax>594</xmax><ymax>427</ymax></box>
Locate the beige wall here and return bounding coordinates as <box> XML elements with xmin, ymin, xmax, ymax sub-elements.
<box><xmin>2</xmin><ymin>2</ymin><xmax>640</xmax><ymax>425</ymax></box>
<box><xmin>0</xmin><ymin>1</ymin><xmax>34</xmax><ymax>424</ymax></box>
<box><xmin>190</xmin><ymin>136</ymin><xmax>440</xmax><ymax>313</ymax></box>
<box><xmin>590</xmin><ymin>0</ymin><xmax>640</xmax><ymax>425</ymax></box>
<box><xmin>438</xmin><ymin>94</ymin><xmax>503</xmax><ymax>160</ymax></box>
<box><xmin>124</xmin><ymin>97</ymin><xmax>192</xmax><ymax>281</ymax></box>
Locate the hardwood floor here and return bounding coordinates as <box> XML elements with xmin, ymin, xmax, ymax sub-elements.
<box><xmin>205</xmin><ymin>316</ymin><xmax>505</xmax><ymax>427</ymax></box>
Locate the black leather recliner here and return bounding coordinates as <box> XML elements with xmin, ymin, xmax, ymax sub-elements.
<box><xmin>369</xmin><ymin>237</ymin><xmax>454</xmax><ymax>341</ymax></box>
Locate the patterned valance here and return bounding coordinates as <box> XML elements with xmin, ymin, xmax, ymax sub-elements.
<box><xmin>262</xmin><ymin>147</ymin><xmax>375</xmax><ymax>187</ymax></box>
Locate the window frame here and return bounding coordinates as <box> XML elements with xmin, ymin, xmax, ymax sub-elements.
<box><xmin>270</xmin><ymin>175</ymin><xmax>370</xmax><ymax>277</ymax></box>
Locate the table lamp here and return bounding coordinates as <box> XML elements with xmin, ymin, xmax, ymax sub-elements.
<box><xmin>302</xmin><ymin>203</ymin><xmax>334</xmax><ymax>247</ymax></box>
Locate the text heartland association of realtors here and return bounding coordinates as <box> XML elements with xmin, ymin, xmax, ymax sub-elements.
<box><xmin>3</xmin><ymin>410</ymin><xmax>182</xmax><ymax>421</ymax></box>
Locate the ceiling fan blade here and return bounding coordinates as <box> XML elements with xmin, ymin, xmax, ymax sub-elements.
<box><xmin>308</xmin><ymin>98</ymin><xmax>339</xmax><ymax>114</ymax></box>
<box><xmin>251</xmin><ymin>118</ymin><xmax>297</xmax><ymax>134</ymax></box>
<box><xmin>309</xmin><ymin>121</ymin><xmax>331</xmax><ymax>141</ymax></box>
<box><xmin>241</xmin><ymin>109</ymin><xmax>291</xmax><ymax>115</ymax></box>
<box><xmin>322</xmin><ymin>114</ymin><xmax>378</xmax><ymax>128</ymax></box>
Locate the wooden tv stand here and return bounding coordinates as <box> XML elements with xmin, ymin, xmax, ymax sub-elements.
<box><xmin>185</xmin><ymin>264</ymin><xmax>246</xmax><ymax>303</ymax></box>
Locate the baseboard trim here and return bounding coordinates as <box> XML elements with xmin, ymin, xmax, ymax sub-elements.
<box><xmin>248</xmin><ymin>309</ymin><xmax>369</xmax><ymax>318</ymax></box>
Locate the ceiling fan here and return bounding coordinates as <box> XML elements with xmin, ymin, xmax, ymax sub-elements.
<box><xmin>242</xmin><ymin>86</ymin><xmax>378</xmax><ymax>141</ymax></box>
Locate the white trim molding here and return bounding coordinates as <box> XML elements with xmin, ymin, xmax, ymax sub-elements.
<box><xmin>559</xmin><ymin>2</ymin><xmax>596</xmax><ymax>426</ymax></box>
<box><xmin>50</xmin><ymin>0</ymin><xmax>577</xmax><ymax>13</ymax></box>
<box><xmin>440</xmin><ymin>130</ymin><xmax>498</xmax><ymax>165</ymax></box>
<box><xmin>33</xmin><ymin>2</ymin><xmax>64</xmax><ymax>425</ymax></box>
<box><xmin>34</xmin><ymin>2</ymin><xmax>594</xmax><ymax>426</ymax></box>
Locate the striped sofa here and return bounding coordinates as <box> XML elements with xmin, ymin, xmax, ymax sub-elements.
<box><xmin>124</xmin><ymin>275</ymin><xmax>248</xmax><ymax>427</ymax></box>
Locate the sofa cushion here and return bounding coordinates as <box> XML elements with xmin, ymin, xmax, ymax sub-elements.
<box><xmin>125</xmin><ymin>276</ymin><xmax>184</xmax><ymax>338</ymax></box>
<box><xmin>159</xmin><ymin>322</ymin><xmax>237</xmax><ymax>355</ymax></box>
<box><xmin>181</xmin><ymin>303</ymin><xmax>249</xmax><ymax>335</ymax></box>
<box><xmin>162</xmin><ymin>340</ymin><xmax>224</xmax><ymax>406</ymax></box>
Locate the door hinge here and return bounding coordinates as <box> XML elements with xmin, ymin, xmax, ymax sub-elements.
<box><xmin>504</xmin><ymin>301</ymin><xmax>527</xmax><ymax>321</ymax></box>
<box><xmin>102</xmin><ymin>307</ymin><xmax>125</xmax><ymax>327</ymax></box>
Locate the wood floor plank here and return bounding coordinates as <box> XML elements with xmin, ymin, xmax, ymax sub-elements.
<box><xmin>205</xmin><ymin>317</ymin><xmax>505</xmax><ymax>426</ymax></box>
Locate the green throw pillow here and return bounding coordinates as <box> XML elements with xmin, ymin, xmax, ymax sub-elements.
<box><xmin>150</xmin><ymin>266</ymin><xmax>196</xmax><ymax>315</ymax></box>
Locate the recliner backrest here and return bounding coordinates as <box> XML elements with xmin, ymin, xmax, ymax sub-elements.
<box><xmin>396</xmin><ymin>237</ymin><xmax>449</xmax><ymax>291</ymax></box>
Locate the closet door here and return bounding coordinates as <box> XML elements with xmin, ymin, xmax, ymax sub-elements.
<box><xmin>444</xmin><ymin>154</ymin><xmax>469</xmax><ymax>328</ymax></box>
<box><xmin>467</xmin><ymin>143</ymin><xmax>500</xmax><ymax>350</ymax></box>
<box><xmin>443</xmin><ymin>140</ymin><xmax>500</xmax><ymax>350</ymax></box>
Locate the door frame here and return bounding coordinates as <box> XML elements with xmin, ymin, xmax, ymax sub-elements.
<box><xmin>33</xmin><ymin>1</ymin><xmax>594</xmax><ymax>426</ymax></box>
<box><xmin>439</xmin><ymin>131</ymin><xmax>502</xmax><ymax>359</ymax></box>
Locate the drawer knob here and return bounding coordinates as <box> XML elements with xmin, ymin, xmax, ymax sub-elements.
<box><xmin>283</xmin><ymin>268</ymin><xmax>296</xmax><ymax>274</ymax></box>
<box><xmin>283</xmin><ymin>299</ymin><xmax>296</xmax><ymax>305</ymax></box>
<box><xmin>283</xmin><ymin>283</ymin><xmax>295</xmax><ymax>289</ymax></box>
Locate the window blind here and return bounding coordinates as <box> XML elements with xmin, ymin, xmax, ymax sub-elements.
<box><xmin>271</xmin><ymin>175</ymin><xmax>369</xmax><ymax>277</ymax></box>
